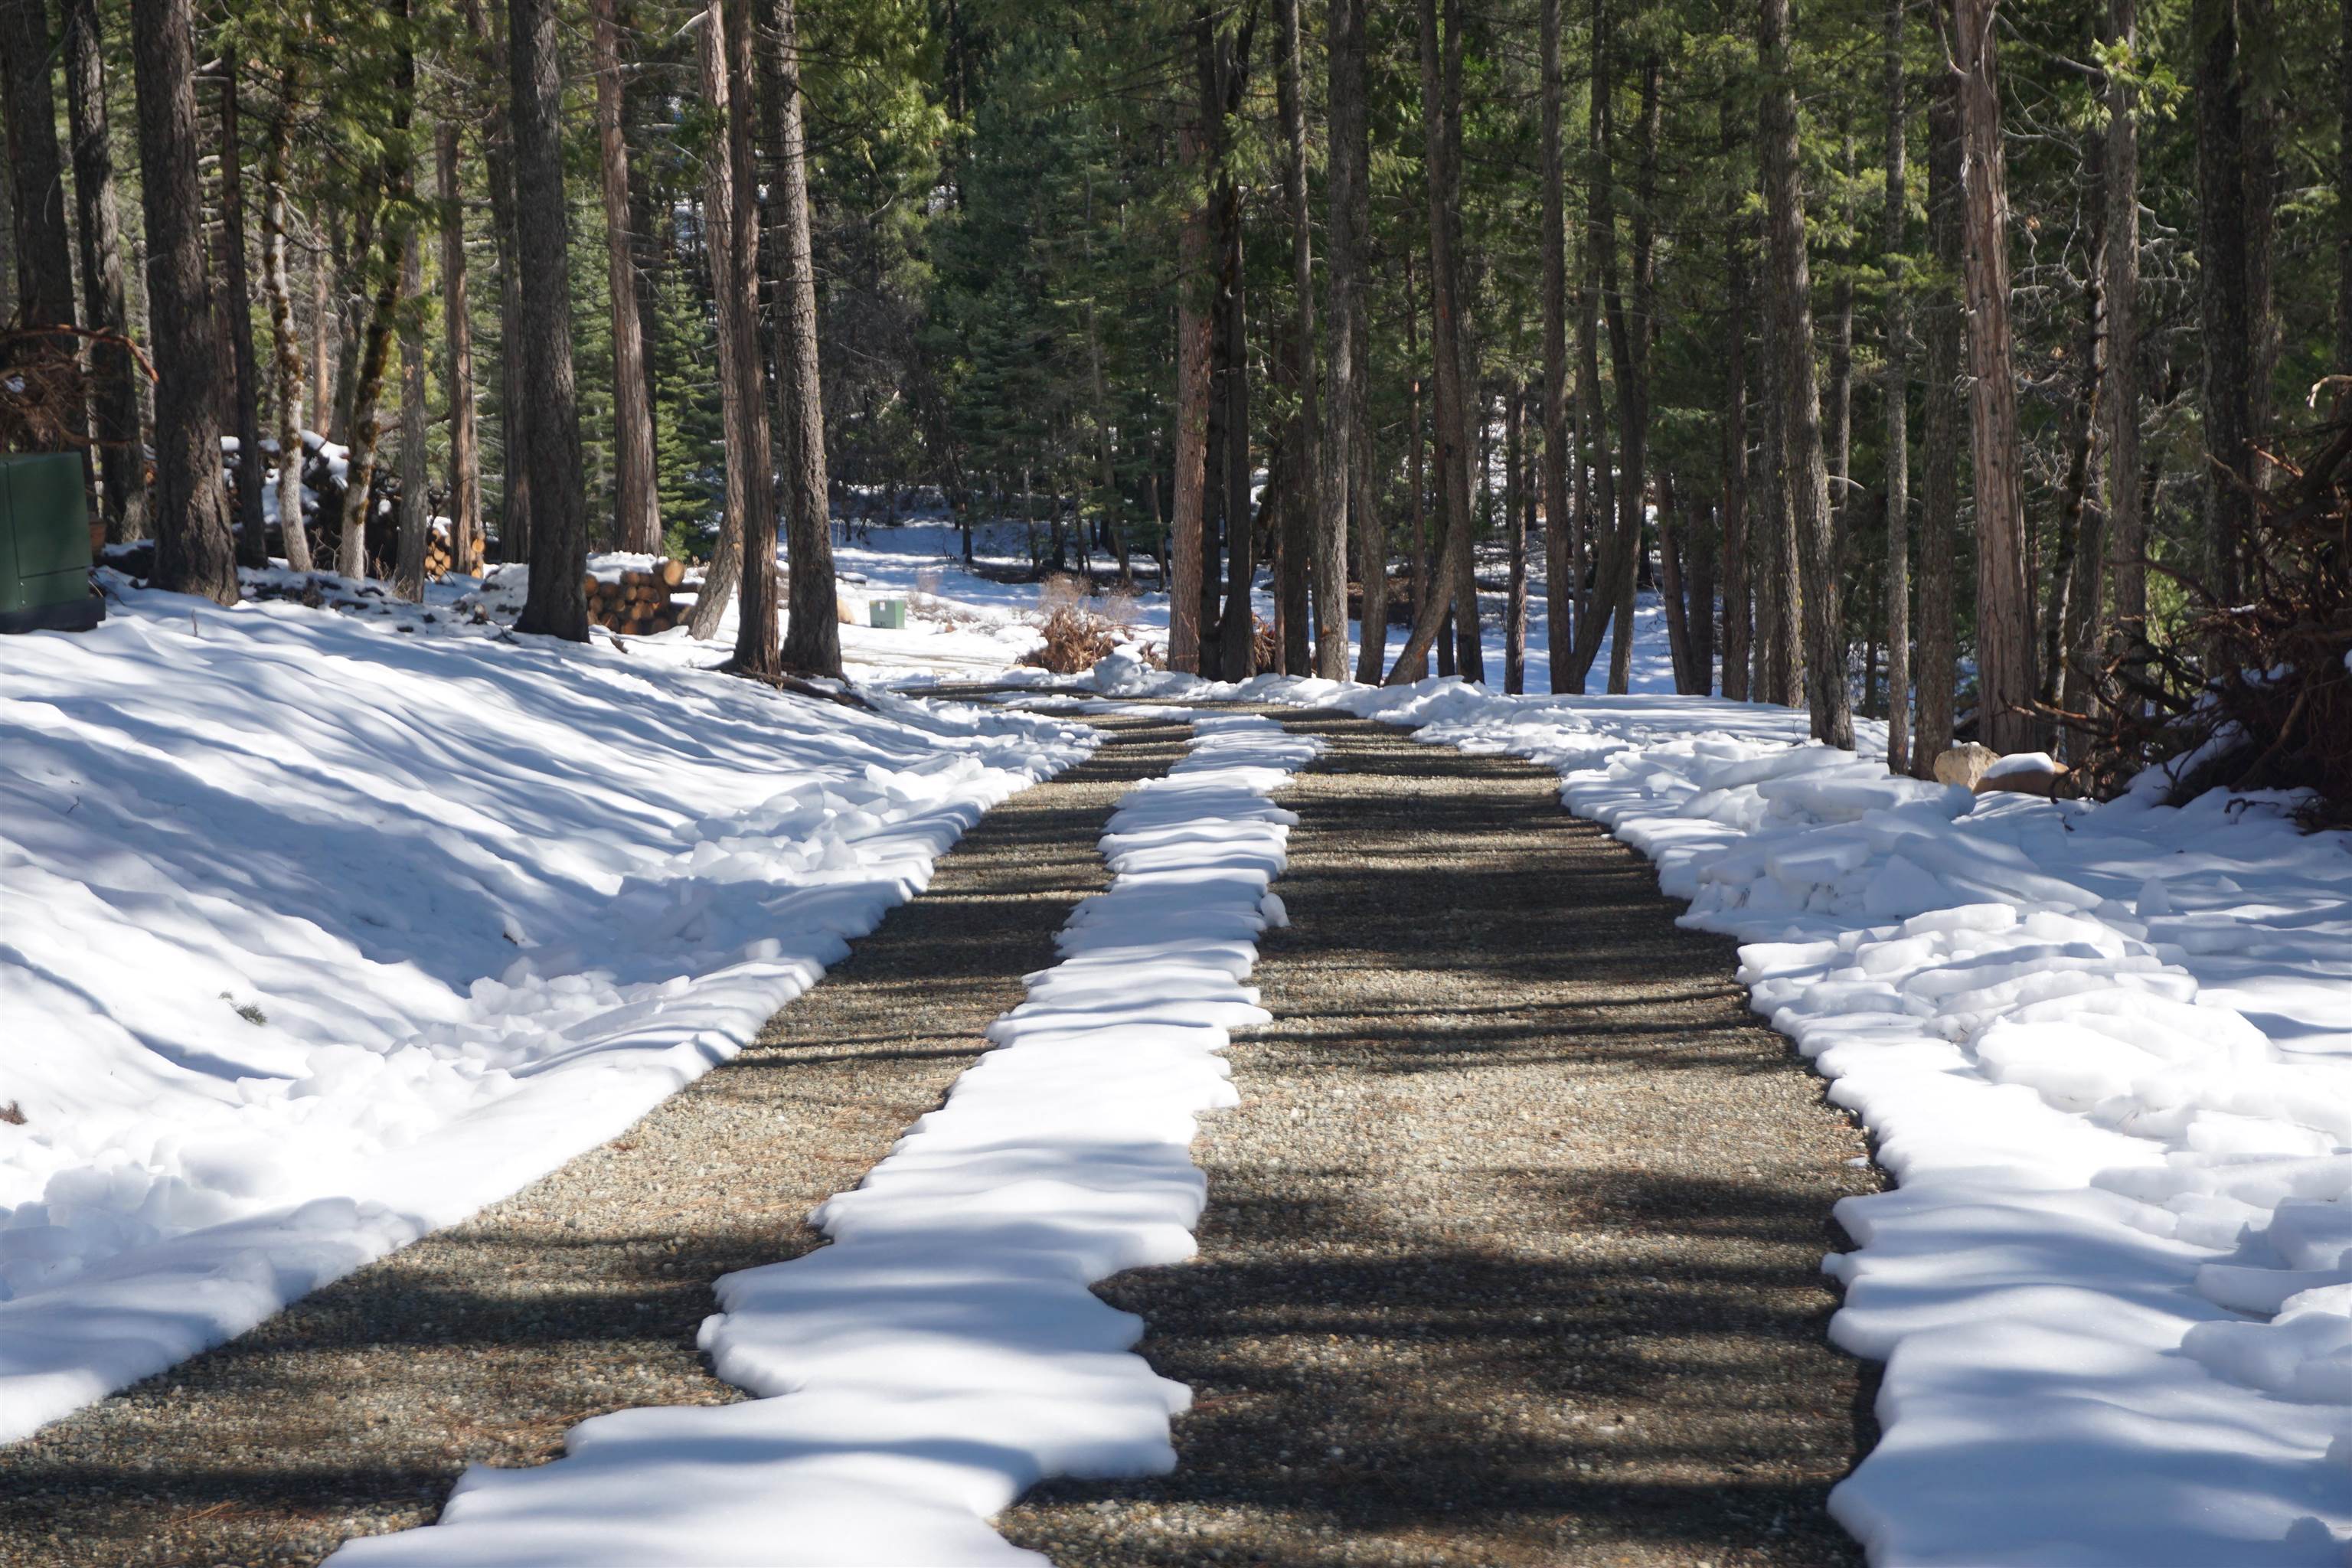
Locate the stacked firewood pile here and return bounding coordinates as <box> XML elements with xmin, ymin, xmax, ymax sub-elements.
<box><xmin>421</xmin><ymin>521</ymin><xmax>482</xmax><ymax>580</ymax></box>
<box><xmin>586</xmin><ymin>559</ymin><xmax>690</xmax><ymax>634</ymax></box>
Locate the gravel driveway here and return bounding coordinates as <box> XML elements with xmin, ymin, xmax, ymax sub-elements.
<box><xmin>0</xmin><ymin>704</ymin><xmax>1877</xmax><ymax>1568</ymax></box>
<box><xmin>997</xmin><ymin>710</ymin><xmax>1879</xmax><ymax>1568</ymax></box>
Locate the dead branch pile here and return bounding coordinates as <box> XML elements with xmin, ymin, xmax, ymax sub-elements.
<box><xmin>2060</xmin><ymin>410</ymin><xmax>2351</xmax><ymax>828</ymax></box>
<box><xmin>585</xmin><ymin>558</ymin><xmax>689</xmax><ymax>635</ymax></box>
<box><xmin>1023</xmin><ymin>574</ymin><xmax>1132</xmax><ymax>675</ymax></box>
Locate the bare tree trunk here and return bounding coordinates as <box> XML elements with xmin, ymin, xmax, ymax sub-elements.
<box><xmin>1505</xmin><ymin>383</ymin><xmax>1527</xmax><ymax>693</ymax></box>
<box><xmin>1214</xmin><ymin>158</ymin><xmax>1255</xmax><ymax>678</ymax></box>
<box><xmin>761</xmin><ymin>0</ymin><xmax>838</xmax><ymax>677</ymax></box>
<box><xmin>2241</xmin><ymin>0</ymin><xmax>2278</xmax><ymax>485</ymax></box>
<box><xmin>261</xmin><ymin>43</ymin><xmax>312</xmax><ymax>573</ymax></box>
<box><xmin>1882</xmin><ymin>0</ymin><xmax>1910</xmax><ymax>769</ymax></box>
<box><xmin>1443</xmin><ymin>9</ymin><xmax>1484</xmax><ymax>688</ymax></box>
<box><xmin>1404</xmin><ymin>254</ymin><xmax>1431</xmax><ymax>681</ymax></box>
<box><xmin>311</xmin><ymin>234</ymin><xmax>332</xmax><ymax>432</ymax></box>
<box><xmin>128</xmin><ymin>0</ymin><xmax>237</xmax><ymax>603</ymax></box>
<box><xmin>1337</xmin><ymin>0</ymin><xmax>1383</xmax><ymax>685</ymax></box>
<box><xmin>1657</xmin><ymin>472</ymin><xmax>1694</xmax><ymax>691</ymax></box>
<box><xmin>337</xmin><ymin>208</ymin><xmax>408</xmax><ymax>576</ymax></box>
<box><xmin>4</xmin><ymin>0</ymin><xmax>90</xmax><ymax>488</ymax></box>
<box><xmin>1756</xmin><ymin>237</ymin><xmax>1795</xmax><ymax>707</ymax></box>
<box><xmin>1595</xmin><ymin>46</ymin><xmax>1658</xmax><ymax>696</ymax></box>
<box><xmin>1827</xmin><ymin>124</ymin><xmax>1856</xmax><ymax>559</ymax></box>
<box><xmin>394</xmin><ymin>225</ymin><xmax>429</xmax><ymax>599</ymax></box>
<box><xmin>685</xmin><ymin>0</ymin><xmax>748</xmax><ymax>639</ymax></box>
<box><xmin>509</xmin><ymin>0</ymin><xmax>590</xmax><ymax>640</ymax></box>
<box><xmin>1277</xmin><ymin>0</ymin><xmax>1320</xmax><ymax>675</ymax></box>
<box><xmin>1384</xmin><ymin>0</ymin><xmax>1475</xmax><ymax>684</ymax></box>
<box><xmin>1168</xmin><ymin>11</ymin><xmax>1215</xmax><ymax>674</ymax></box>
<box><xmin>1760</xmin><ymin>0</ymin><xmax>1851</xmax><ymax>744</ymax></box>
<box><xmin>2048</xmin><ymin>138</ymin><xmax>2107</xmax><ymax>733</ymax></box>
<box><xmin>461</xmin><ymin>0</ymin><xmax>528</xmax><ymax>564</ymax></box>
<box><xmin>2105</xmin><ymin>0</ymin><xmax>2145</xmax><ymax>666</ymax></box>
<box><xmin>220</xmin><ymin>50</ymin><xmax>270</xmax><ymax>569</ymax></box>
<box><xmin>1540</xmin><ymin>0</ymin><xmax>1573</xmax><ymax>691</ymax></box>
<box><xmin>1721</xmin><ymin>209</ymin><xmax>1752</xmax><ymax>703</ymax></box>
<box><xmin>438</xmin><ymin>122</ymin><xmax>480</xmax><ymax>574</ymax></box>
<box><xmin>1557</xmin><ymin>0</ymin><xmax>1623</xmax><ymax>694</ymax></box>
<box><xmin>1953</xmin><ymin>0</ymin><xmax>2033</xmax><ymax>753</ymax></box>
<box><xmin>1913</xmin><ymin>72</ymin><xmax>1962</xmax><ymax>774</ymax></box>
<box><xmin>61</xmin><ymin>0</ymin><xmax>144</xmax><ymax>541</ymax></box>
<box><xmin>2192</xmin><ymin>0</ymin><xmax>2252</xmax><ymax>611</ymax></box>
<box><xmin>593</xmin><ymin>0</ymin><xmax>659</xmax><ymax>554</ymax></box>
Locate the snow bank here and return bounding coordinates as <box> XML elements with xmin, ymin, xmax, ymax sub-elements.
<box><xmin>1264</xmin><ymin>678</ymin><xmax>2351</xmax><ymax>1566</ymax></box>
<box><xmin>0</xmin><ymin>576</ymin><xmax>1093</xmax><ymax>1440</ymax></box>
<box><xmin>330</xmin><ymin>713</ymin><xmax>1321</xmax><ymax>1566</ymax></box>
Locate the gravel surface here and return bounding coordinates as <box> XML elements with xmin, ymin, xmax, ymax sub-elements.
<box><xmin>0</xmin><ymin>711</ymin><xmax>1194</xmax><ymax>1568</ymax></box>
<box><xmin>997</xmin><ymin>710</ymin><xmax>1880</xmax><ymax>1568</ymax></box>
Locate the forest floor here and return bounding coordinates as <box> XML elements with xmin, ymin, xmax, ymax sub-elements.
<box><xmin>0</xmin><ymin>705</ymin><xmax>1876</xmax><ymax>1568</ymax></box>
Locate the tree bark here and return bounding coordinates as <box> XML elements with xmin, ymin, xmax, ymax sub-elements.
<box><xmin>1278</xmin><ymin>0</ymin><xmax>1321</xmax><ymax>676</ymax></box>
<box><xmin>1882</xmin><ymin>0</ymin><xmax>1910</xmax><ymax>770</ymax></box>
<box><xmin>1404</xmin><ymin>253</ymin><xmax>1431</xmax><ymax>681</ymax></box>
<box><xmin>760</xmin><ymin>0</ymin><xmax>838</xmax><ymax>677</ymax></box>
<box><xmin>509</xmin><ymin>0</ymin><xmax>590</xmax><ymax>640</ymax></box>
<box><xmin>1168</xmin><ymin>12</ymin><xmax>1215</xmax><ymax>675</ymax></box>
<box><xmin>2341</xmin><ymin>0</ymin><xmax>2351</xmax><ymax>377</ymax></box>
<box><xmin>1384</xmin><ymin>0</ymin><xmax>1475</xmax><ymax>684</ymax></box>
<box><xmin>1658</xmin><ymin>472</ymin><xmax>1694</xmax><ymax>691</ymax></box>
<box><xmin>1952</xmin><ymin>0</ymin><xmax>2032</xmax><ymax>753</ymax></box>
<box><xmin>2047</xmin><ymin>132</ymin><xmax>2106</xmax><ymax>732</ymax></box>
<box><xmin>591</xmin><ymin>0</ymin><xmax>660</xmax><ymax>555</ymax></box>
<box><xmin>1596</xmin><ymin>48</ymin><xmax>1658</xmax><ymax>696</ymax></box>
<box><xmin>1760</xmin><ymin>0</ymin><xmax>1851</xmax><ymax>746</ymax></box>
<box><xmin>394</xmin><ymin>224</ymin><xmax>429</xmax><ymax>599</ymax></box>
<box><xmin>60</xmin><ymin>0</ymin><xmax>143</xmax><ymax>541</ymax></box>
<box><xmin>2105</xmin><ymin>0</ymin><xmax>2145</xmax><ymax>672</ymax></box>
<box><xmin>261</xmin><ymin>42</ymin><xmax>312</xmax><ymax>573</ymax></box>
<box><xmin>1214</xmin><ymin>136</ymin><xmax>1254</xmax><ymax>679</ymax></box>
<box><xmin>1827</xmin><ymin>125</ymin><xmax>1856</xmax><ymax>560</ymax></box>
<box><xmin>1721</xmin><ymin>212</ymin><xmax>1752</xmax><ymax>704</ymax></box>
<box><xmin>220</xmin><ymin>51</ymin><xmax>269</xmax><ymax>570</ymax></box>
<box><xmin>128</xmin><ymin>0</ymin><xmax>237</xmax><ymax>603</ymax></box>
<box><xmin>2192</xmin><ymin>0</ymin><xmax>2252</xmax><ymax>610</ymax></box>
<box><xmin>3</xmin><ymin>0</ymin><xmax>90</xmax><ymax>475</ymax></box>
<box><xmin>1328</xmin><ymin>0</ymin><xmax>1376</xmax><ymax>684</ymax></box>
<box><xmin>1557</xmin><ymin>0</ymin><xmax>1626</xmax><ymax>694</ymax></box>
<box><xmin>1505</xmin><ymin>383</ymin><xmax>1527</xmax><ymax>693</ymax></box>
<box><xmin>336</xmin><ymin>39</ymin><xmax>413</xmax><ymax>584</ymax></box>
<box><xmin>1913</xmin><ymin>71</ymin><xmax>1962</xmax><ymax>774</ymax></box>
<box><xmin>1540</xmin><ymin>0</ymin><xmax>1574</xmax><ymax>691</ymax></box>
<box><xmin>685</xmin><ymin>0</ymin><xmax>750</xmax><ymax>639</ymax></box>
<box><xmin>463</xmin><ymin>0</ymin><xmax>530</xmax><ymax>565</ymax></box>
<box><xmin>438</xmin><ymin>121</ymin><xmax>480</xmax><ymax>574</ymax></box>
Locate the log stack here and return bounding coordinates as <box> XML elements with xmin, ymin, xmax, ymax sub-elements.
<box><xmin>583</xmin><ymin>557</ymin><xmax>690</xmax><ymax>635</ymax></box>
<box><xmin>421</xmin><ymin>521</ymin><xmax>484</xmax><ymax>580</ymax></box>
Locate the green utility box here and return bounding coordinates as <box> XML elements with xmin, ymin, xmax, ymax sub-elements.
<box><xmin>868</xmin><ymin>596</ymin><xmax>908</xmax><ymax>630</ymax></box>
<box><xmin>0</xmin><ymin>452</ymin><xmax>103</xmax><ymax>635</ymax></box>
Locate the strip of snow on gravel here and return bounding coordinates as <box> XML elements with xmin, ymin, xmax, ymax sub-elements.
<box><xmin>0</xmin><ymin>577</ymin><xmax>1093</xmax><ymax>1442</ymax></box>
<box><xmin>329</xmin><ymin>712</ymin><xmax>1321</xmax><ymax>1568</ymax></box>
<box><xmin>1269</xmin><ymin>678</ymin><xmax>2349</xmax><ymax>1568</ymax></box>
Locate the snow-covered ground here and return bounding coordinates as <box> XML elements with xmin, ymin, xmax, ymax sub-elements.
<box><xmin>331</xmin><ymin>711</ymin><xmax>1319</xmax><ymax>1566</ymax></box>
<box><xmin>0</xmin><ymin>567</ymin><xmax>1091</xmax><ymax>1440</ymax></box>
<box><xmin>7</xmin><ymin>526</ymin><xmax>2345</xmax><ymax>1566</ymax></box>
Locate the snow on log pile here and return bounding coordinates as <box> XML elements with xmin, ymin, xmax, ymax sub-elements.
<box><xmin>331</xmin><ymin>713</ymin><xmax>1321</xmax><ymax>1568</ymax></box>
<box><xmin>0</xmin><ymin>574</ymin><xmax>1094</xmax><ymax>1442</ymax></box>
<box><xmin>1275</xmin><ymin>678</ymin><xmax>2351</xmax><ymax>1567</ymax></box>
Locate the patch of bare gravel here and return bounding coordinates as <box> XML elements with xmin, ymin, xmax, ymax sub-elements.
<box><xmin>0</xmin><ymin>711</ymin><xmax>1194</xmax><ymax>1568</ymax></box>
<box><xmin>998</xmin><ymin>710</ymin><xmax>1880</xmax><ymax>1568</ymax></box>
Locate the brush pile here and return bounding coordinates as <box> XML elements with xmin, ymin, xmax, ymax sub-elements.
<box><xmin>2064</xmin><ymin>403</ymin><xmax>2351</xmax><ymax>827</ymax></box>
<box><xmin>1022</xmin><ymin>574</ymin><xmax>1135</xmax><ymax>675</ymax></box>
<box><xmin>586</xmin><ymin>558</ymin><xmax>691</xmax><ymax>635</ymax></box>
